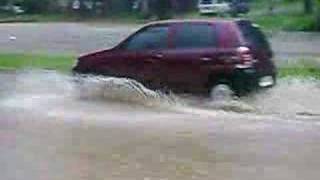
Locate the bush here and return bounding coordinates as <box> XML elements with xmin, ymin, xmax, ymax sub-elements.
<box><xmin>151</xmin><ymin>0</ymin><xmax>173</xmax><ymax>20</ymax></box>
<box><xmin>0</xmin><ymin>0</ymin><xmax>9</xmax><ymax>6</ymax></box>
<box><xmin>18</xmin><ymin>0</ymin><xmax>51</xmax><ymax>14</ymax></box>
<box><xmin>102</xmin><ymin>0</ymin><xmax>132</xmax><ymax>15</ymax></box>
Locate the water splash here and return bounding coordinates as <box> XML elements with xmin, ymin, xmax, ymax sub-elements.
<box><xmin>243</xmin><ymin>77</ymin><xmax>320</xmax><ymax>117</ymax></box>
<box><xmin>76</xmin><ymin>75</ymin><xmax>177</xmax><ymax>107</ymax></box>
<box><xmin>1</xmin><ymin>70</ymin><xmax>320</xmax><ymax>119</ymax></box>
<box><xmin>0</xmin><ymin>70</ymin><xmax>179</xmax><ymax>111</ymax></box>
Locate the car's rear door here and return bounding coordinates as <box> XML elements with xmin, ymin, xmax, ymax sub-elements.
<box><xmin>163</xmin><ymin>22</ymin><xmax>223</xmax><ymax>92</ymax></box>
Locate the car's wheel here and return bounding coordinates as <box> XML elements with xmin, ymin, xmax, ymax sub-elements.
<box><xmin>209</xmin><ymin>84</ymin><xmax>235</xmax><ymax>101</ymax></box>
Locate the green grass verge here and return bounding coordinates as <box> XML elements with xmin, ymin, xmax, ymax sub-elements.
<box><xmin>0</xmin><ymin>1</ymin><xmax>317</xmax><ymax>31</ymax></box>
<box><xmin>181</xmin><ymin>1</ymin><xmax>318</xmax><ymax>32</ymax></box>
<box><xmin>0</xmin><ymin>13</ymin><xmax>145</xmax><ymax>24</ymax></box>
<box><xmin>0</xmin><ymin>53</ymin><xmax>319</xmax><ymax>79</ymax></box>
<box><xmin>246</xmin><ymin>1</ymin><xmax>318</xmax><ymax>31</ymax></box>
<box><xmin>0</xmin><ymin>53</ymin><xmax>75</xmax><ymax>72</ymax></box>
<box><xmin>250</xmin><ymin>13</ymin><xmax>315</xmax><ymax>32</ymax></box>
<box><xmin>280</xmin><ymin>67</ymin><xmax>320</xmax><ymax>79</ymax></box>
<box><xmin>279</xmin><ymin>59</ymin><xmax>320</xmax><ymax>79</ymax></box>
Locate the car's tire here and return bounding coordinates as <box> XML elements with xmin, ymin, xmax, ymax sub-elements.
<box><xmin>209</xmin><ymin>84</ymin><xmax>234</xmax><ymax>101</ymax></box>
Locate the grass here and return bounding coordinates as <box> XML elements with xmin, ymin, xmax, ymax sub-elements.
<box><xmin>279</xmin><ymin>59</ymin><xmax>320</xmax><ymax>79</ymax></box>
<box><xmin>0</xmin><ymin>53</ymin><xmax>319</xmax><ymax>79</ymax></box>
<box><xmin>179</xmin><ymin>1</ymin><xmax>318</xmax><ymax>32</ymax></box>
<box><xmin>280</xmin><ymin>67</ymin><xmax>320</xmax><ymax>79</ymax></box>
<box><xmin>0</xmin><ymin>14</ymin><xmax>74</xmax><ymax>23</ymax></box>
<box><xmin>0</xmin><ymin>53</ymin><xmax>75</xmax><ymax>72</ymax></box>
<box><xmin>250</xmin><ymin>13</ymin><xmax>315</xmax><ymax>31</ymax></box>
<box><xmin>0</xmin><ymin>13</ymin><xmax>145</xmax><ymax>24</ymax></box>
<box><xmin>245</xmin><ymin>1</ymin><xmax>318</xmax><ymax>31</ymax></box>
<box><xmin>1</xmin><ymin>1</ymin><xmax>318</xmax><ymax>31</ymax></box>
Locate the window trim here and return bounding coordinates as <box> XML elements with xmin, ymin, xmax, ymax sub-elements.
<box><xmin>117</xmin><ymin>24</ymin><xmax>170</xmax><ymax>51</ymax></box>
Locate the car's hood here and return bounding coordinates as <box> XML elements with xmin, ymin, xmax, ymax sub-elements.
<box><xmin>78</xmin><ymin>48</ymin><xmax>114</xmax><ymax>61</ymax></box>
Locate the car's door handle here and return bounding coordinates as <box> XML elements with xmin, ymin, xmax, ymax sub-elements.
<box><xmin>200</xmin><ymin>57</ymin><xmax>212</xmax><ymax>61</ymax></box>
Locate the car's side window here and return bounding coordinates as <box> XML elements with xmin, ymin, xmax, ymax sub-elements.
<box><xmin>123</xmin><ymin>25</ymin><xmax>169</xmax><ymax>51</ymax></box>
<box><xmin>173</xmin><ymin>23</ymin><xmax>217</xmax><ymax>49</ymax></box>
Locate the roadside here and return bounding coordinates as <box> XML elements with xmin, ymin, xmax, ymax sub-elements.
<box><xmin>0</xmin><ymin>23</ymin><xmax>319</xmax><ymax>78</ymax></box>
<box><xmin>0</xmin><ymin>0</ymin><xmax>317</xmax><ymax>31</ymax></box>
<box><xmin>0</xmin><ymin>53</ymin><xmax>74</xmax><ymax>72</ymax></box>
<box><xmin>0</xmin><ymin>23</ymin><xmax>319</xmax><ymax>60</ymax></box>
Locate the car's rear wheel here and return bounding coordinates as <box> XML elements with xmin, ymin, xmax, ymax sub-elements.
<box><xmin>209</xmin><ymin>84</ymin><xmax>234</xmax><ymax>101</ymax></box>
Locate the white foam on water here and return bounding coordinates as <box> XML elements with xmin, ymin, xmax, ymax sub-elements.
<box><xmin>243</xmin><ymin>77</ymin><xmax>320</xmax><ymax>118</ymax></box>
<box><xmin>1</xmin><ymin>70</ymin><xmax>320</xmax><ymax>121</ymax></box>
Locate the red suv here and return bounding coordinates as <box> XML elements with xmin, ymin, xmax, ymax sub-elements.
<box><xmin>73</xmin><ymin>19</ymin><xmax>277</xmax><ymax>95</ymax></box>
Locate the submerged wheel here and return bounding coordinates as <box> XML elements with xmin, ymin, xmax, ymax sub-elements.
<box><xmin>209</xmin><ymin>84</ymin><xmax>235</xmax><ymax>101</ymax></box>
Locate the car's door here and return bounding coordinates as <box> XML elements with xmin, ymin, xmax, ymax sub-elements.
<box><xmin>116</xmin><ymin>24</ymin><xmax>170</xmax><ymax>87</ymax></box>
<box><xmin>163</xmin><ymin>22</ymin><xmax>222</xmax><ymax>92</ymax></box>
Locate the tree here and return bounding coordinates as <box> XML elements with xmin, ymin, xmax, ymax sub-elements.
<box><xmin>0</xmin><ymin>0</ymin><xmax>9</xmax><ymax>6</ymax></box>
<box><xmin>152</xmin><ymin>0</ymin><xmax>173</xmax><ymax>19</ymax></box>
<box><xmin>17</xmin><ymin>0</ymin><xmax>51</xmax><ymax>14</ymax></box>
<box><xmin>140</xmin><ymin>0</ymin><xmax>151</xmax><ymax>17</ymax></box>
<box><xmin>316</xmin><ymin>0</ymin><xmax>320</xmax><ymax>30</ymax></box>
<box><xmin>269</xmin><ymin>0</ymin><xmax>275</xmax><ymax>15</ymax></box>
<box><xmin>304</xmin><ymin>0</ymin><xmax>313</xmax><ymax>14</ymax></box>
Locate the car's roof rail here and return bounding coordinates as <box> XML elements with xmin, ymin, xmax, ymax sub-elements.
<box><xmin>235</xmin><ymin>19</ymin><xmax>252</xmax><ymax>24</ymax></box>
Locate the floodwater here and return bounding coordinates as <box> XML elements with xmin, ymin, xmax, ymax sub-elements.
<box><xmin>1</xmin><ymin>70</ymin><xmax>320</xmax><ymax>180</ymax></box>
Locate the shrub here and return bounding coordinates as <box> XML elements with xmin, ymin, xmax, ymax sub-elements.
<box><xmin>18</xmin><ymin>0</ymin><xmax>51</xmax><ymax>14</ymax></box>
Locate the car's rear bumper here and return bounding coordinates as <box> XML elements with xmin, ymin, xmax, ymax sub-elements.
<box><xmin>232</xmin><ymin>67</ymin><xmax>276</xmax><ymax>95</ymax></box>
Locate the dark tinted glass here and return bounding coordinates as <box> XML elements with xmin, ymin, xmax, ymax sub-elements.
<box><xmin>125</xmin><ymin>25</ymin><xmax>169</xmax><ymax>51</ymax></box>
<box><xmin>173</xmin><ymin>23</ymin><xmax>217</xmax><ymax>49</ymax></box>
<box><xmin>200</xmin><ymin>0</ymin><xmax>213</xmax><ymax>4</ymax></box>
<box><xmin>237</xmin><ymin>21</ymin><xmax>270</xmax><ymax>50</ymax></box>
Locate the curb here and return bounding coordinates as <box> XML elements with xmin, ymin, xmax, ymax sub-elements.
<box><xmin>0</xmin><ymin>19</ymin><xmax>36</xmax><ymax>23</ymax></box>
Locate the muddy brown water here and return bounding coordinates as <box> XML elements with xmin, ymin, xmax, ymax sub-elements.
<box><xmin>1</xmin><ymin>70</ymin><xmax>320</xmax><ymax>180</ymax></box>
<box><xmin>1</xmin><ymin>22</ymin><xmax>320</xmax><ymax>180</ymax></box>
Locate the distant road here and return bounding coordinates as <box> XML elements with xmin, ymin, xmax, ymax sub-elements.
<box><xmin>0</xmin><ymin>23</ymin><xmax>319</xmax><ymax>64</ymax></box>
<box><xmin>0</xmin><ymin>23</ymin><xmax>138</xmax><ymax>55</ymax></box>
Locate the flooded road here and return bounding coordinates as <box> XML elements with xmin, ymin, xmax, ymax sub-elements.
<box><xmin>1</xmin><ymin>71</ymin><xmax>320</xmax><ymax>180</ymax></box>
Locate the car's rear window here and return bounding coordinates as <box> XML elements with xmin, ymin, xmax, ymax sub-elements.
<box><xmin>200</xmin><ymin>0</ymin><xmax>213</xmax><ymax>5</ymax></box>
<box><xmin>237</xmin><ymin>21</ymin><xmax>271</xmax><ymax>50</ymax></box>
<box><xmin>173</xmin><ymin>23</ymin><xmax>218</xmax><ymax>49</ymax></box>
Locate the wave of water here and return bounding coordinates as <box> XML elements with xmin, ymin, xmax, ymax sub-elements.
<box><xmin>1</xmin><ymin>70</ymin><xmax>320</xmax><ymax>119</ymax></box>
<box><xmin>0</xmin><ymin>70</ymin><xmax>179</xmax><ymax>111</ymax></box>
<box><xmin>243</xmin><ymin>77</ymin><xmax>320</xmax><ymax>117</ymax></box>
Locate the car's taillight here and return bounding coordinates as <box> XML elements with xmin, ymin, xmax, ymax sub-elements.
<box><xmin>236</xmin><ymin>46</ymin><xmax>254</xmax><ymax>67</ymax></box>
